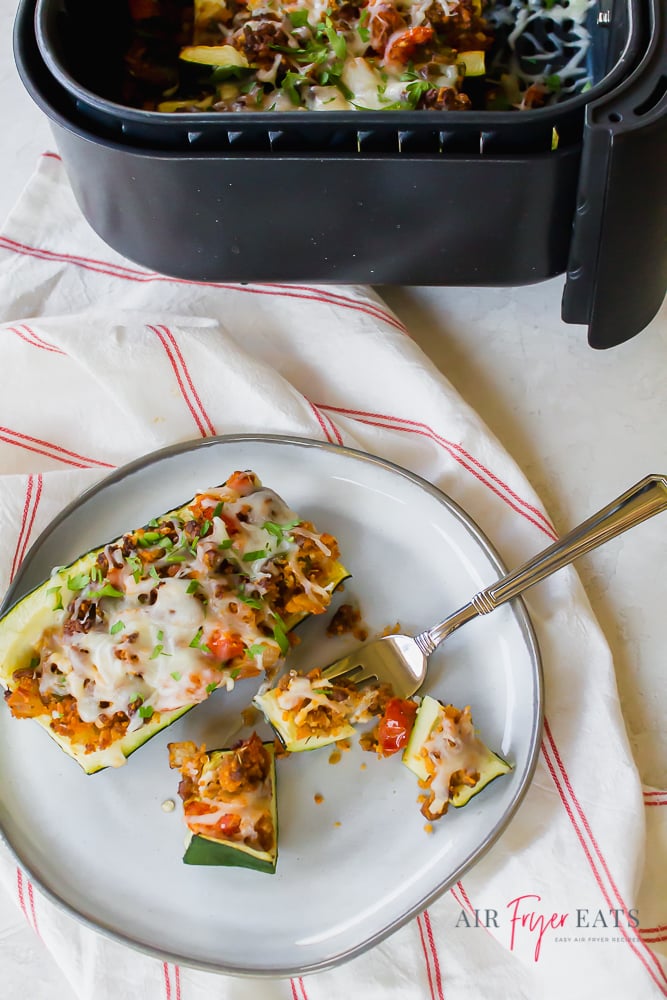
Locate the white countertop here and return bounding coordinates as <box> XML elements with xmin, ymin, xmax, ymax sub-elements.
<box><xmin>1</xmin><ymin>1</ymin><xmax>665</xmax><ymax>996</ymax></box>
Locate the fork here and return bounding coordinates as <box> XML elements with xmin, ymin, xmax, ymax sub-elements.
<box><xmin>319</xmin><ymin>474</ymin><xmax>667</xmax><ymax>698</ymax></box>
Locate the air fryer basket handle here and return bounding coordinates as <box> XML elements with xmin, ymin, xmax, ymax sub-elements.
<box><xmin>562</xmin><ymin>0</ymin><xmax>667</xmax><ymax>348</ymax></box>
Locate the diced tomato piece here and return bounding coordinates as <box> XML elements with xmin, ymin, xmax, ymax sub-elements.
<box><xmin>376</xmin><ymin>697</ymin><xmax>418</xmax><ymax>756</ymax></box>
<box><xmin>226</xmin><ymin>471</ymin><xmax>257</xmax><ymax>496</ymax></box>
<box><xmin>185</xmin><ymin>804</ymin><xmax>243</xmax><ymax>840</ymax></box>
<box><xmin>206</xmin><ymin>629</ymin><xmax>245</xmax><ymax>663</ymax></box>
<box><xmin>220</xmin><ymin>511</ymin><xmax>241</xmax><ymax>536</ymax></box>
<box><xmin>384</xmin><ymin>26</ymin><xmax>434</xmax><ymax>65</ymax></box>
<box><xmin>184</xmin><ymin>800</ymin><xmax>217</xmax><ymax>817</ymax></box>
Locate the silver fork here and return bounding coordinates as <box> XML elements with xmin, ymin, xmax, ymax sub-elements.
<box><xmin>320</xmin><ymin>474</ymin><xmax>667</xmax><ymax>698</ymax></box>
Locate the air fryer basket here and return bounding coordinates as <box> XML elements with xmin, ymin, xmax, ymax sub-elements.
<box><xmin>15</xmin><ymin>0</ymin><xmax>667</xmax><ymax>347</ymax></box>
<box><xmin>36</xmin><ymin>0</ymin><xmax>640</xmax><ymax>151</ymax></box>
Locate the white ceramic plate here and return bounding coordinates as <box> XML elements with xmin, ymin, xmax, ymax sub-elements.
<box><xmin>0</xmin><ymin>436</ymin><xmax>542</xmax><ymax>976</ymax></box>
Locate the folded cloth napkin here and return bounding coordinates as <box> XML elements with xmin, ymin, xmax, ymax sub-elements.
<box><xmin>0</xmin><ymin>154</ymin><xmax>665</xmax><ymax>1000</ymax></box>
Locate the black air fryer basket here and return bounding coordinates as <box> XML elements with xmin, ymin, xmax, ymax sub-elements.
<box><xmin>14</xmin><ymin>0</ymin><xmax>667</xmax><ymax>347</ymax></box>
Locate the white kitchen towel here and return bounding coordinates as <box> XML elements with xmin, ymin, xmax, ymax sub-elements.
<box><xmin>0</xmin><ymin>153</ymin><xmax>665</xmax><ymax>1000</ymax></box>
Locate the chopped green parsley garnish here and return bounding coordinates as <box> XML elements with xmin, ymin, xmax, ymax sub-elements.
<box><xmin>243</xmin><ymin>549</ymin><xmax>268</xmax><ymax>562</ymax></box>
<box><xmin>171</xmin><ymin>671</ymin><xmax>182</xmax><ymax>681</ymax></box>
<box><xmin>288</xmin><ymin>8</ymin><xmax>309</xmax><ymax>26</ymax></box>
<box><xmin>67</xmin><ymin>573</ymin><xmax>90</xmax><ymax>591</ymax></box>
<box><xmin>126</xmin><ymin>555</ymin><xmax>143</xmax><ymax>583</ymax></box>
<box><xmin>47</xmin><ymin>585</ymin><xmax>63</xmax><ymax>610</ymax></box>
<box><xmin>189</xmin><ymin>627</ymin><xmax>211</xmax><ymax>653</ymax></box>
<box><xmin>110</xmin><ymin>620</ymin><xmax>125</xmax><ymax>635</ymax></box>
<box><xmin>263</xmin><ymin>519</ymin><xmax>300</xmax><ymax>543</ymax></box>
<box><xmin>96</xmin><ymin>583</ymin><xmax>124</xmax><ymax>598</ymax></box>
<box><xmin>272</xmin><ymin>617</ymin><xmax>290</xmax><ymax>656</ymax></box>
<box><xmin>138</xmin><ymin>704</ymin><xmax>155</xmax><ymax>719</ymax></box>
<box><xmin>206</xmin><ymin>682</ymin><xmax>218</xmax><ymax>694</ymax></box>
<box><xmin>237</xmin><ymin>589</ymin><xmax>264</xmax><ymax>610</ymax></box>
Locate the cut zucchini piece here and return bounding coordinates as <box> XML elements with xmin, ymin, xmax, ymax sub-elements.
<box><xmin>179</xmin><ymin>45</ymin><xmax>250</xmax><ymax>69</ymax></box>
<box><xmin>253</xmin><ymin>678</ymin><xmax>355</xmax><ymax>753</ymax></box>
<box><xmin>0</xmin><ymin>471</ymin><xmax>348</xmax><ymax>772</ymax></box>
<box><xmin>253</xmin><ymin>670</ymin><xmax>376</xmax><ymax>753</ymax></box>
<box><xmin>403</xmin><ymin>695</ymin><xmax>512</xmax><ymax>817</ymax></box>
<box><xmin>158</xmin><ymin>96</ymin><xmax>216</xmax><ymax>112</ymax></box>
<box><xmin>457</xmin><ymin>51</ymin><xmax>486</xmax><ymax>77</ymax></box>
<box><xmin>170</xmin><ymin>735</ymin><xmax>277</xmax><ymax>872</ymax></box>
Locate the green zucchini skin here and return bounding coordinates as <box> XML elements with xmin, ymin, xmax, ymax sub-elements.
<box><xmin>181</xmin><ymin>744</ymin><xmax>278</xmax><ymax>873</ymax></box>
<box><xmin>183</xmin><ymin>836</ymin><xmax>276</xmax><ymax>872</ymax></box>
<box><xmin>0</xmin><ymin>488</ymin><xmax>350</xmax><ymax>774</ymax></box>
<box><xmin>403</xmin><ymin>695</ymin><xmax>512</xmax><ymax>809</ymax></box>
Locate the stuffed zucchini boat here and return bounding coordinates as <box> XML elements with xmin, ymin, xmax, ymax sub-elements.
<box><xmin>254</xmin><ymin>667</ymin><xmax>390</xmax><ymax>751</ymax></box>
<box><xmin>403</xmin><ymin>695</ymin><xmax>512</xmax><ymax>820</ymax></box>
<box><xmin>0</xmin><ymin>470</ymin><xmax>348</xmax><ymax>773</ymax></box>
<box><xmin>168</xmin><ymin>733</ymin><xmax>278</xmax><ymax>872</ymax></box>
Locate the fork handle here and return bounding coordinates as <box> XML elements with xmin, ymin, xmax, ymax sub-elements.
<box><xmin>423</xmin><ymin>474</ymin><xmax>667</xmax><ymax>652</ymax></box>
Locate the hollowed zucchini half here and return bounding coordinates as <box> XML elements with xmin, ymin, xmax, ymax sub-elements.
<box><xmin>0</xmin><ymin>482</ymin><xmax>350</xmax><ymax>774</ymax></box>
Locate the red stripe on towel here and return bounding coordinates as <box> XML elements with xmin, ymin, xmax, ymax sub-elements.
<box><xmin>26</xmin><ymin>881</ymin><xmax>41</xmax><ymax>940</ymax></box>
<box><xmin>422</xmin><ymin>910</ymin><xmax>445</xmax><ymax>1000</ymax></box>
<box><xmin>541</xmin><ymin>731</ymin><xmax>667</xmax><ymax>994</ymax></box>
<box><xmin>321</xmin><ymin>408</ymin><xmax>344</xmax><ymax>446</ymax></box>
<box><xmin>162</xmin><ymin>962</ymin><xmax>172</xmax><ymax>1000</ymax></box>
<box><xmin>296</xmin><ymin>976</ymin><xmax>309</xmax><ymax>1000</ymax></box>
<box><xmin>314</xmin><ymin>404</ymin><xmax>556</xmax><ymax>539</ymax></box>
<box><xmin>307</xmin><ymin>401</ymin><xmax>335</xmax><ymax>443</ymax></box>
<box><xmin>147</xmin><ymin>324</ymin><xmax>216</xmax><ymax>438</ymax></box>
<box><xmin>0</xmin><ymin>236</ymin><xmax>405</xmax><ymax>333</ymax></box>
<box><xmin>416</xmin><ymin>914</ymin><xmax>437</xmax><ymax>1000</ymax></box>
<box><xmin>10</xmin><ymin>474</ymin><xmax>41</xmax><ymax>581</ymax></box>
<box><xmin>544</xmin><ymin>718</ymin><xmax>667</xmax><ymax>986</ymax></box>
<box><xmin>0</xmin><ymin>426</ymin><xmax>114</xmax><ymax>470</ymax></box>
<box><xmin>16</xmin><ymin>869</ymin><xmax>29</xmax><ymax>923</ymax></box>
<box><xmin>9</xmin><ymin>324</ymin><xmax>65</xmax><ymax>354</ymax></box>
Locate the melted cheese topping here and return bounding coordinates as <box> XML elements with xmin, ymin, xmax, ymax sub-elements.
<box><xmin>422</xmin><ymin>706</ymin><xmax>486</xmax><ymax>814</ymax></box>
